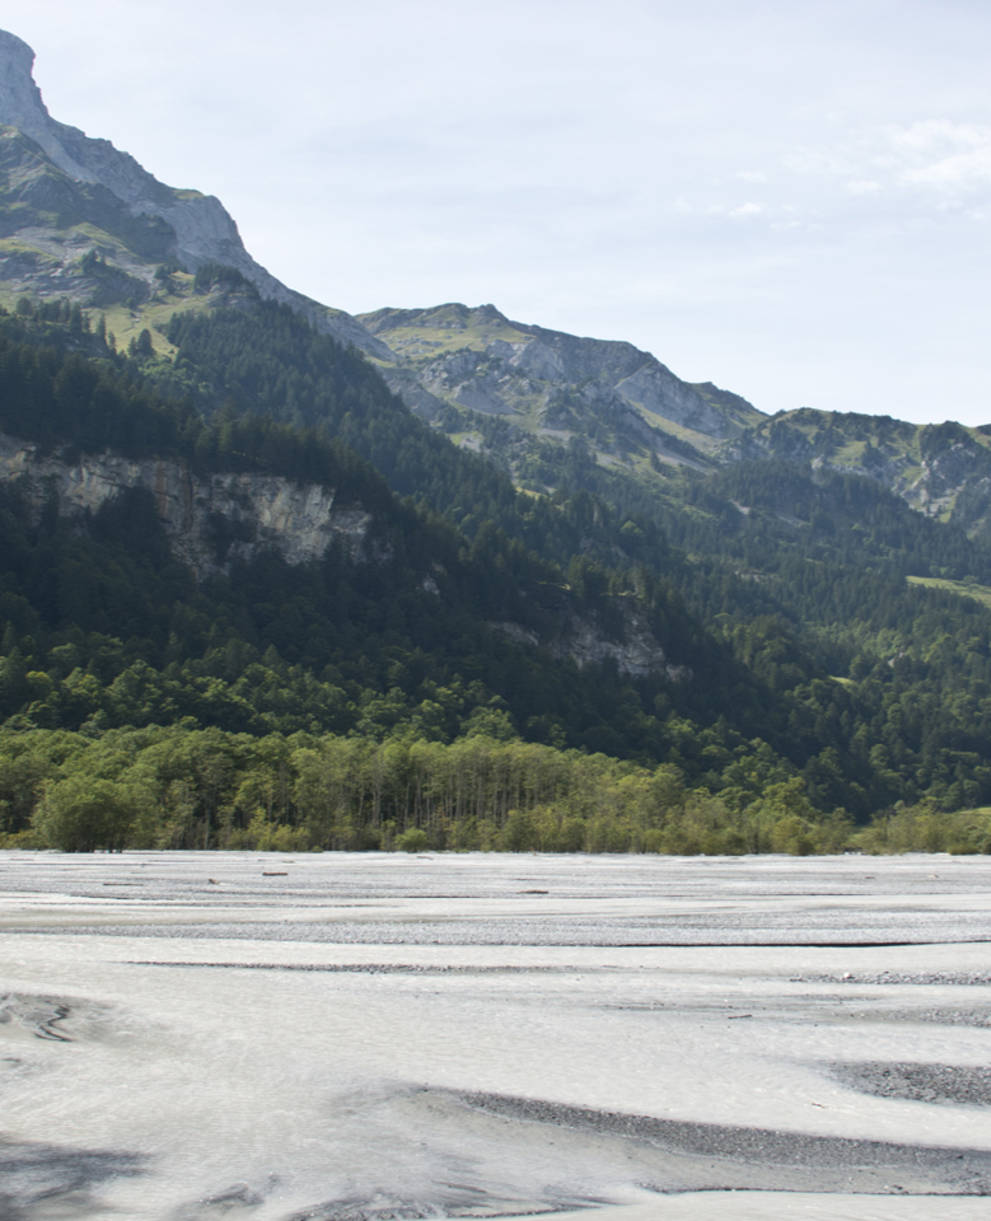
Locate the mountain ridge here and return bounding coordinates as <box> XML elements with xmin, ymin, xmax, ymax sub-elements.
<box><xmin>0</xmin><ymin>30</ymin><xmax>390</xmax><ymax>359</ymax></box>
<box><xmin>9</xmin><ymin>25</ymin><xmax>989</xmax><ymax>525</ymax></box>
<box><xmin>360</xmin><ymin>301</ymin><xmax>763</xmax><ymax>462</ymax></box>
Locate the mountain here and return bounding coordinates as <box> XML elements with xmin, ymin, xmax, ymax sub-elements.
<box><xmin>5</xmin><ymin>28</ymin><xmax>991</xmax><ymax>541</ymax></box>
<box><xmin>359</xmin><ymin>302</ymin><xmax>762</xmax><ymax>465</ymax></box>
<box><xmin>733</xmin><ymin>409</ymin><xmax>991</xmax><ymax>542</ymax></box>
<box><xmin>359</xmin><ymin>305</ymin><xmax>991</xmax><ymax>542</ymax></box>
<box><xmin>3</xmin><ymin>29</ymin><xmax>991</xmax><ymax>855</ymax></box>
<box><xmin>0</xmin><ymin>30</ymin><xmax>389</xmax><ymax>359</ymax></box>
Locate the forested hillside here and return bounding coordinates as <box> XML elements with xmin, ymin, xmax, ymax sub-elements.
<box><xmin>0</xmin><ymin>302</ymin><xmax>790</xmax><ymax>850</ymax></box>
<box><xmin>2</xmin><ymin>297</ymin><xmax>991</xmax><ymax>855</ymax></box>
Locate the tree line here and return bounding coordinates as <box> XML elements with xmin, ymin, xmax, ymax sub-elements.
<box><xmin>11</xmin><ymin>721</ymin><xmax>981</xmax><ymax>856</ymax></box>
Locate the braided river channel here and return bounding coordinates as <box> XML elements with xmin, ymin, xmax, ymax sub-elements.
<box><xmin>3</xmin><ymin>851</ymin><xmax>991</xmax><ymax>1220</ymax></box>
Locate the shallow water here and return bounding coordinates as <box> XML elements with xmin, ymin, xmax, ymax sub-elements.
<box><xmin>2</xmin><ymin>850</ymin><xmax>991</xmax><ymax>1219</ymax></box>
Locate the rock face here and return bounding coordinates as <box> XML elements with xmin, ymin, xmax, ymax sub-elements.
<box><xmin>0</xmin><ymin>30</ymin><xmax>390</xmax><ymax>358</ymax></box>
<box><xmin>552</xmin><ymin>608</ymin><xmax>688</xmax><ymax>681</ymax></box>
<box><xmin>735</xmin><ymin>409</ymin><xmax>991</xmax><ymax>539</ymax></box>
<box><xmin>489</xmin><ymin>607</ymin><xmax>683</xmax><ymax>682</ymax></box>
<box><xmin>0</xmin><ymin>434</ymin><xmax>371</xmax><ymax>578</ymax></box>
<box><xmin>0</xmin><ymin>435</ymin><xmax>682</xmax><ymax>679</ymax></box>
<box><xmin>0</xmin><ymin>34</ymin><xmax>237</xmax><ymax>259</ymax></box>
<box><xmin>0</xmin><ymin>33</ymin><xmax>248</xmax><ymax>281</ymax></box>
<box><xmin>0</xmin><ymin>33</ymin><xmax>47</xmax><ymax>140</ymax></box>
<box><xmin>359</xmin><ymin>303</ymin><xmax>763</xmax><ymax>469</ymax></box>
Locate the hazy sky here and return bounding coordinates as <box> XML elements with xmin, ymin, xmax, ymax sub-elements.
<box><xmin>11</xmin><ymin>1</ymin><xmax>991</xmax><ymax>424</ymax></box>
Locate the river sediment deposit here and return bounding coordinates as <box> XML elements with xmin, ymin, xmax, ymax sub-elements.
<box><xmin>2</xmin><ymin>850</ymin><xmax>991</xmax><ymax>1220</ymax></box>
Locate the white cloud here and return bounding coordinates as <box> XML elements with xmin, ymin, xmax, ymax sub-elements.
<box><xmin>902</xmin><ymin>145</ymin><xmax>991</xmax><ymax>189</ymax></box>
<box><xmin>891</xmin><ymin>119</ymin><xmax>988</xmax><ymax>155</ymax></box>
<box><xmin>700</xmin><ymin>200</ymin><xmax>767</xmax><ymax>221</ymax></box>
<box><xmin>780</xmin><ymin>118</ymin><xmax>991</xmax><ymax>215</ymax></box>
<box><xmin>728</xmin><ymin>201</ymin><xmax>765</xmax><ymax>218</ymax></box>
<box><xmin>886</xmin><ymin>120</ymin><xmax>991</xmax><ymax>192</ymax></box>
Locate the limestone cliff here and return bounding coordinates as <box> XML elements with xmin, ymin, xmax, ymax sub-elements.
<box><xmin>0</xmin><ymin>434</ymin><xmax>371</xmax><ymax>578</ymax></box>
<box><xmin>0</xmin><ymin>432</ymin><xmax>686</xmax><ymax>680</ymax></box>
<box><xmin>552</xmin><ymin>607</ymin><xmax>689</xmax><ymax>682</ymax></box>
<box><xmin>489</xmin><ymin>602</ymin><xmax>686</xmax><ymax>682</ymax></box>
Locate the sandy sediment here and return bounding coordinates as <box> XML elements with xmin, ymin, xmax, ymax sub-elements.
<box><xmin>2</xmin><ymin>851</ymin><xmax>991</xmax><ymax>1220</ymax></box>
<box><xmin>450</xmin><ymin>1088</ymin><xmax>991</xmax><ymax>1195</ymax></box>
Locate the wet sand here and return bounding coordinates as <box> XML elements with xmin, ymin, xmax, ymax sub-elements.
<box><xmin>2</xmin><ymin>850</ymin><xmax>991</xmax><ymax>1219</ymax></box>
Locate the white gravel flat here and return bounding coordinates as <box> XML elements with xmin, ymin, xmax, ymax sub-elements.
<box><xmin>2</xmin><ymin>850</ymin><xmax>991</xmax><ymax>1220</ymax></box>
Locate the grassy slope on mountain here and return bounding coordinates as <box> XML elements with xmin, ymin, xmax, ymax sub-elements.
<box><xmin>358</xmin><ymin>303</ymin><xmax>740</xmax><ymax>480</ymax></box>
<box><xmin>907</xmin><ymin>575</ymin><xmax>991</xmax><ymax>610</ymax></box>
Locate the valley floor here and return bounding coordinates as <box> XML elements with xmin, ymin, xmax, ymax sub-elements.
<box><xmin>2</xmin><ymin>851</ymin><xmax>991</xmax><ymax>1220</ymax></box>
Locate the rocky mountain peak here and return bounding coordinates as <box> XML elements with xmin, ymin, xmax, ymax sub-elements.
<box><xmin>0</xmin><ymin>31</ymin><xmax>44</xmax><ymax>133</ymax></box>
<box><xmin>0</xmin><ymin>30</ymin><xmax>239</xmax><ymax>258</ymax></box>
<box><xmin>0</xmin><ymin>30</ymin><xmax>115</xmax><ymax>188</ymax></box>
<box><xmin>0</xmin><ymin>29</ymin><xmax>391</xmax><ymax>359</ymax></box>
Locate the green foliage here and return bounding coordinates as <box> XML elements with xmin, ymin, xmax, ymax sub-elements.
<box><xmin>0</xmin><ymin>721</ymin><xmax>857</xmax><ymax>854</ymax></box>
<box><xmin>851</xmin><ymin>803</ymin><xmax>991</xmax><ymax>855</ymax></box>
<box><xmin>34</xmin><ymin>773</ymin><xmax>140</xmax><ymax>851</ymax></box>
<box><xmin>395</xmin><ymin>826</ymin><xmax>429</xmax><ymax>852</ymax></box>
<box><xmin>5</xmin><ymin>293</ymin><xmax>991</xmax><ymax>850</ymax></box>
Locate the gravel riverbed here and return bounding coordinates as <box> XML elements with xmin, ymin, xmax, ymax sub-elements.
<box><xmin>2</xmin><ymin>850</ymin><xmax>991</xmax><ymax>1220</ymax></box>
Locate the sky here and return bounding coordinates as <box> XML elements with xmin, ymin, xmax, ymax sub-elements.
<box><xmin>9</xmin><ymin>0</ymin><xmax>991</xmax><ymax>425</ymax></box>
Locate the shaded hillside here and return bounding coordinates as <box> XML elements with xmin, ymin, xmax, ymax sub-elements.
<box><xmin>735</xmin><ymin>409</ymin><xmax>991</xmax><ymax>542</ymax></box>
<box><xmin>0</xmin><ymin>307</ymin><xmax>778</xmax><ymax>775</ymax></box>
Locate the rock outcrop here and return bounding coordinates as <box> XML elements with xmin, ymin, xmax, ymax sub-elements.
<box><xmin>0</xmin><ymin>30</ymin><xmax>391</xmax><ymax>358</ymax></box>
<box><xmin>552</xmin><ymin>608</ymin><xmax>688</xmax><ymax>681</ymax></box>
<box><xmin>359</xmin><ymin>302</ymin><xmax>763</xmax><ymax>467</ymax></box>
<box><xmin>0</xmin><ymin>434</ymin><xmax>371</xmax><ymax>578</ymax></box>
